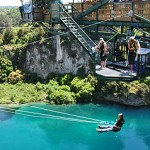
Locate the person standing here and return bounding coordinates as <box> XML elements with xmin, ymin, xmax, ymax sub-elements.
<box><xmin>96</xmin><ymin>38</ymin><xmax>107</xmax><ymax>69</ymax></box>
<box><xmin>128</xmin><ymin>36</ymin><xmax>140</xmax><ymax>75</ymax></box>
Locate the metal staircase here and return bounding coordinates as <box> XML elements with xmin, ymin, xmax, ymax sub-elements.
<box><xmin>58</xmin><ymin>3</ymin><xmax>96</xmax><ymax>58</ymax></box>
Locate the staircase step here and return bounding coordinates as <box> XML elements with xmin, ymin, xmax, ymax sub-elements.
<box><xmin>67</xmin><ymin>26</ymin><xmax>77</xmax><ymax>28</ymax></box>
<box><xmin>71</xmin><ymin>29</ymin><xmax>78</xmax><ymax>31</ymax></box>
<box><xmin>59</xmin><ymin>4</ymin><xmax>96</xmax><ymax>57</ymax></box>
<box><xmin>61</xmin><ymin>17</ymin><xmax>72</xmax><ymax>19</ymax></box>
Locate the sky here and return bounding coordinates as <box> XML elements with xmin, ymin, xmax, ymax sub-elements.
<box><xmin>0</xmin><ymin>0</ymin><xmax>82</xmax><ymax>6</ymax></box>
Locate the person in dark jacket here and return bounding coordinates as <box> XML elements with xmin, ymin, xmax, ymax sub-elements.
<box><xmin>96</xmin><ymin>113</ymin><xmax>125</xmax><ymax>133</ymax></box>
<box><xmin>96</xmin><ymin>38</ymin><xmax>107</xmax><ymax>69</ymax></box>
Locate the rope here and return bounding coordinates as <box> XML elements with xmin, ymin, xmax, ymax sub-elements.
<box><xmin>30</xmin><ymin>105</ymin><xmax>114</xmax><ymax>125</ymax></box>
<box><xmin>0</xmin><ymin>105</ymin><xmax>114</xmax><ymax>125</ymax></box>
<box><xmin>0</xmin><ymin>106</ymin><xmax>99</xmax><ymax>124</ymax></box>
<box><xmin>0</xmin><ymin>109</ymin><xmax>97</xmax><ymax>123</ymax></box>
<box><xmin>30</xmin><ymin>105</ymin><xmax>99</xmax><ymax>122</ymax></box>
<box><xmin>106</xmin><ymin>31</ymin><xmax>120</xmax><ymax>43</ymax></box>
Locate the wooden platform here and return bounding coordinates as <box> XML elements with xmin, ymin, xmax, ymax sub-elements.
<box><xmin>95</xmin><ymin>64</ymin><xmax>137</xmax><ymax>81</ymax></box>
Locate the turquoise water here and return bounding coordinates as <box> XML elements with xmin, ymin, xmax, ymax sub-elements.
<box><xmin>0</xmin><ymin>103</ymin><xmax>150</xmax><ymax>150</ymax></box>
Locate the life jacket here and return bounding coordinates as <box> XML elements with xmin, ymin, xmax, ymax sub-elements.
<box><xmin>113</xmin><ymin>118</ymin><xmax>125</xmax><ymax>132</ymax></box>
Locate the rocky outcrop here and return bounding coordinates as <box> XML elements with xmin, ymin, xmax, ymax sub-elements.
<box><xmin>102</xmin><ymin>95</ymin><xmax>146</xmax><ymax>106</ymax></box>
<box><xmin>25</xmin><ymin>37</ymin><xmax>93</xmax><ymax>79</ymax></box>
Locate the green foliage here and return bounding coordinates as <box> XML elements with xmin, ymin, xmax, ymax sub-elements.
<box><xmin>0</xmin><ymin>7</ymin><xmax>21</xmax><ymax>27</ymax></box>
<box><xmin>47</xmin><ymin>73</ymin><xmax>63</xmax><ymax>83</ymax></box>
<box><xmin>8</xmin><ymin>70</ymin><xmax>24</xmax><ymax>84</ymax></box>
<box><xmin>101</xmin><ymin>81</ymin><xmax>129</xmax><ymax>97</ymax></box>
<box><xmin>84</xmin><ymin>74</ymin><xmax>98</xmax><ymax>88</ymax></box>
<box><xmin>101</xmin><ymin>81</ymin><xmax>118</xmax><ymax>95</ymax></box>
<box><xmin>0</xmin><ymin>83</ymin><xmax>45</xmax><ymax>104</ymax></box>
<box><xmin>128</xmin><ymin>81</ymin><xmax>149</xmax><ymax>98</ymax></box>
<box><xmin>0</xmin><ymin>34</ymin><xmax>3</xmax><ymax>45</ymax></box>
<box><xmin>24</xmin><ymin>71</ymin><xmax>43</xmax><ymax>83</ymax></box>
<box><xmin>0</xmin><ymin>55</ymin><xmax>13</xmax><ymax>82</ymax></box>
<box><xmin>0</xmin><ymin>22</ymin><xmax>52</xmax><ymax>82</ymax></box>
<box><xmin>46</xmin><ymin>79</ymin><xmax>75</xmax><ymax>104</ymax></box>
<box><xmin>60</xmin><ymin>73</ymin><xmax>74</xmax><ymax>85</ymax></box>
<box><xmin>101</xmin><ymin>80</ymin><xmax>150</xmax><ymax>105</ymax></box>
<box><xmin>49</xmin><ymin>90</ymin><xmax>75</xmax><ymax>104</ymax></box>
<box><xmin>71</xmin><ymin>76</ymin><xmax>95</xmax><ymax>102</ymax></box>
<box><xmin>3</xmin><ymin>29</ymin><xmax>15</xmax><ymax>45</ymax></box>
<box><xmin>0</xmin><ymin>13</ymin><xmax>12</xmax><ymax>33</ymax></box>
<box><xmin>143</xmin><ymin>76</ymin><xmax>150</xmax><ymax>86</ymax></box>
<box><xmin>35</xmin><ymin>82</ymin><xmax>44</xmax><ymax>91</ymax></box>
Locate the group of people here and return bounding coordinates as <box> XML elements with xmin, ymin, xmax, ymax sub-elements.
<box><xmin>95</xmin><ymin>35</ymin><xmax>140</xmax><ymax>75</ymax></box>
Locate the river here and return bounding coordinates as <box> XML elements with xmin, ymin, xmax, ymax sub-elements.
<box><xmin>0</xmin><ymin>103</ymin><xmax>149</xmax><ymax>150</ymax></box>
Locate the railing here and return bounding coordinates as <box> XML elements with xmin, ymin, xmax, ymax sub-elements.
<box><xmin>72</xmin><ymin>1</ymin><xmax>150</xmax><ymax>21</ymax></box>
<box><xmin>58</xmin><ymin>3</ymin><xmax>96</xmax><ymax>56</ymax></box>
<box><xmin>30</xmin><ymin>1</ymin><xmax>150</xmax><ymax>22</ymax></box>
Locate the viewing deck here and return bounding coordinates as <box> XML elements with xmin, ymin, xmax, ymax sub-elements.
<box><xmin>96</xmin><ymin>64</ymin><xmax>136</xmax><ymax>81</ymax></box>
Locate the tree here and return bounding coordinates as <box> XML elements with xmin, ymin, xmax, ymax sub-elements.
<box><xmin>0</xmin><ymin>13</ymin><xmax>12</xmax><ymax>33</ymax></box>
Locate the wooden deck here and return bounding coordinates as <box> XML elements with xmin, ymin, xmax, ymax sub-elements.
<box><xmin>95</xmin><ymin>48</ymin><xmax>150</xmax><ymax>81</ymax></box>
<box><xmin>95</xmin><ymin>63</ymin><xmax>137</xmax><ymax>81</ymax></box>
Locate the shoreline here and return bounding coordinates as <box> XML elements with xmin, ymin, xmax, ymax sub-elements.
<box><xmin>0</xmin><ymin>100</ymin><xmax>149</xmax><ymax>108</ymax></box>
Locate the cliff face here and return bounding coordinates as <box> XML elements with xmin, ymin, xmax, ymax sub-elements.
<box><xmin>102</xmin><ymin>95</ymin><xmax>146</xmax><ymax>106</ymax></box>
<box><xmin>25</xmin><ymin>36</ymin><xmax>93</xmax><ymax>79</ymax></box>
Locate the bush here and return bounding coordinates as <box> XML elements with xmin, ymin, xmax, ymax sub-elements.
<box><xmin>0</xmin><ymin>55</ymin><xmax>13</xmax><ymax>82</ymax></box>
<box><xmin>60</xmin><ymin>73</ymin><xmax>74</xmax><ymax>85</ymax></box>
<box><xmin>8</xmin><ymin>70</ymin><xmax>24</xmax><ymax>84</ymax></box>
<box><xmin>46</xmin><ymin>79</ymin><xmax>75</xmax><ymax>104</ymax></box>
<box><xmin>3</xmin><ymin>29</ymin><xmax>15</xmax><ymax>44</ymax></box>
<box><xmin>71</xmin><ymin>76</ymin><xmax>95</xmax><ymax>102</ymax></box>
<box><xmin>48</xmin><ymin>89</ymin><xmax>75</xmax><ymax>104</ymax></box>
<box><xmin>101</xmin><ymin>81</ymin><xmax>128</xmax><ymax>97</ymax></box>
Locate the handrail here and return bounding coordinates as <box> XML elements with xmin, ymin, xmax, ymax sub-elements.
<box><xmin>134</xmin><ymin>14</ymin><xmax>150</xmax><ymax>24</ymax></box>
<box><xmin>59</xmin><ymin>12</ymin><xmax>94</xmax><ymax>52</ymax></box>
<box><xmin>58</xmin><ymin>3</ymin><xmax>96</xmax><ymax>48</ymax></box>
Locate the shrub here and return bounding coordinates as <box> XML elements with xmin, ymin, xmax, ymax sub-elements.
<box><xmin>0</xmin><ymin>55</ymin><xmax>13</xmax><ymax>82</ymax></box>
<box><xmin>8</xmin><ymin>70</ymin><xmax>24</xmax><ymax>84</ymax></box>
<box><xmin>48</xmin><ymin>89</ymin><xmax>75</xmax><ymax>104</ymax></box>
<box><xmin>60</xmin><ymin>73</ymin><xmax>74</xmax><ymax>85</ymax></box>
<box><xmin>71</xmin><ymin>77</ymin><xmax>94</xmax><ymax>102</ymax></box>
<box><xmin>101</xmin><ymin>81</ymin><xmax>128</xmax><ymax>97</ymax></box>
<box><xmin>3</xmin><ymin>29</ymin><xmax>15</xmax><ymax>44</ymax></box>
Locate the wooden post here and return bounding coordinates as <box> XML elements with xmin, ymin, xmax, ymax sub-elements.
<box><xmin>96</xmin><ymin>8</ymin><xmax>98</xmax><ymax>38</ymax></box>
<box><xmin>137</xmin><ymin>54</ymin><xmax>140</xmax><ymax>79</ymax></box>
<box><xmin>82</xmin><ymin>1</ymin><xmax>84</xmax><ymax>13</ymax></box>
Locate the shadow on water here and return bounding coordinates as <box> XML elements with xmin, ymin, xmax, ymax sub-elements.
<box><xmin>0</xmin><ymin>106</ymin><xmax>21</xmax><ymax>121</ymax></box>
<box><xmin>0</xmin><ymin>109</ymin><xmax>15</xmax><ymax>121</ymax></box>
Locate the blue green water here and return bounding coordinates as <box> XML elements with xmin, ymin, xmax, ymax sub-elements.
<box><xmin>0</xmin><ymin>103</ymin><xmax>150</xmax><ymax>150</ymax></box>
